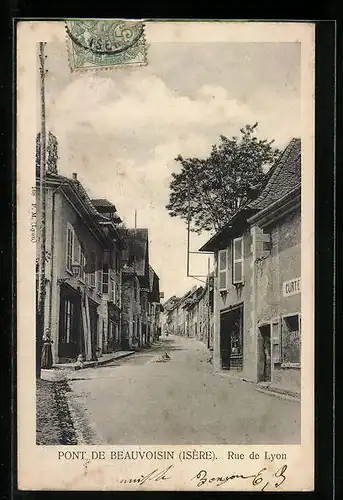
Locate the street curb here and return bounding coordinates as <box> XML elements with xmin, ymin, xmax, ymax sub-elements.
<box><xmin>212</xmin><ymin>369</ymin><xmax>300</xmax><ymax>402</ymax></box>
<box><xmin>53</xmin><ymin>351</ymin><xmax>135</xmax><ymax>371</ymax></box>
<box><xmin>254</xmin><ymin>387</ymin><xmax>300</xmax><ymax>403</ymax></box>
<box><xmin>93</xmin><ymin>351</ymin><xmax>135</xmax><ymax>367</ymax></box>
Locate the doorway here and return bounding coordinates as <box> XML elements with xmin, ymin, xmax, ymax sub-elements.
<box><xmin>88</xmin><ymin>302</ymin><xmax>98</xmax><ymax>360</ymax></box>
<box><xmin>220</xmin><ymin>305</ymin><xmax>243</xmax><ymax>370</ymax></box>
<box><xmin>58</xmin><ymin>286</ymin><xmax>82</xmax><ymax>361</ymax></box>
<box><xmin>258</xmin><ymin>324</ymin><xmax>272</xmax><ymax>382</ymax></box>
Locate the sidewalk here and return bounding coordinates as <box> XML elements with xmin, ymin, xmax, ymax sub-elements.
<box><xmin>215</xmin><ymin>369</ymin><xmax>300</xmax><ymax>402</ymax></box>
<box><xmin>44</xmin><ymin>350</ymin><xmax>135</xmax><ymax>376</ymax></box>
<box><xmin>254</xmin><ymin>382</ymin><xmax>300</xmax><ymax>402</ymax></box>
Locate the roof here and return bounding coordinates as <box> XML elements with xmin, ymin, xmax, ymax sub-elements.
<box><xmin>91</xmin><ymin>198</ymin><xmax>117</xmax><ymax>212</ymax></box>
<box><xmin>199</xmin><ymin>138</ymin><xmax>301</xmax><ymax>252</ymax></box>
<box><xmin>199</xmin><ymin>206</ymin><xmax>253</xmax><ymax>252</ymax></box>
<box><xmin>163</xmin><ymin>296</ymin><xmax>180</xmax><ymax>311</ymax></box>
<box><xmin>183</xmin><ymin>286</ymin><xmax>204</xmax><ymax>309</ymax></box>
<box><xmin>248</xmin><ymin>138</ymin><xmax>301</xmax><ymax>211</ymax></box>
<box><xmin>44</xmin><ymin>173</ymin><xmax>109</xmax><ymax>220</ymax></box>
<box><xmin>148</xmin><ymin>265</ymin><xmax>160</xmax><ymax>302</ymax></box>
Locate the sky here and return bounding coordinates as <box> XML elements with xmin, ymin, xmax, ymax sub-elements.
<box><xmin>43</xmin><ymin>41</ymin><xmax>301</xmax><ymax>300</ymax></box>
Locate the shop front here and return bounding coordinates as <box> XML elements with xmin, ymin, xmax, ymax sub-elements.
<box><xmin>220</xmin><ymin>303</ymin><xmax>244</xmax><ymax>371</ymax></box>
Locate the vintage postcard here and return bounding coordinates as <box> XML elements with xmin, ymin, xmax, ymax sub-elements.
<box><xmin>17</xmin><ymin>20</ymin><xmax>315</xmax><ymax>491</ymax></box>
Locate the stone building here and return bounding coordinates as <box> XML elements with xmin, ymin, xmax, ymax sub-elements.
<box><xmin>163</xmin><ymin>296</ymin><xmax>180</xmax><ymax>336</ymax></box>
<box><xmin>36</xmin><ymin>171</ymin><xmax>125</xmax><ymax>364</ymax></box>
<box><xmin>199</xmin><ymin>138</ymin><xmax>301</xmax><ymax>393</ymax></box>
<box><xmin>119</xmin><ymin>228</ymin><xmax>161</xmax><ymax>348</ymax></box>
<box><xmin>197</xmin><ymin>274</ymin><xmax>215</xmax><ymax>348</ymax></box>
<box><xmin>162</xmin><ymin>278</ymin><xmax>214</xmax><ymax>349</ymax></box>
<box><xmin>148</xmin><ymin>265</ymin><xmax>163</xmax><ymax>343</ymax></box>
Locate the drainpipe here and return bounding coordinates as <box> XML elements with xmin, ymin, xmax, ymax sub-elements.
<box><xmin>48</xmin><ymin>182</ymin><xmax>70</xmax><ymax>343</ymax></box>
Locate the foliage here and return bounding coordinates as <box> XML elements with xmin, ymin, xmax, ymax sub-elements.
<box><xmin>166</xmin><ymin>123</ymin><xmax>280</xmax><ymax>234</ymax></box>
<box><xmin>36</xmin><ymin>132</ymin><xmax>59</xmax><ymax>176</ymax></box>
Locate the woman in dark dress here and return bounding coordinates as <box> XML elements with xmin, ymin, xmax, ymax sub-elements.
<box><xmin>41</xmin><ymin>330</ymin><xmax>53</xmax><ymax>369</ymax></box>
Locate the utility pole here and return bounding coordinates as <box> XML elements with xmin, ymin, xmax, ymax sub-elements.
<box><xmin>207</xmin><ymin>257</ymin><xmax>211</xmax><ymax>349</ymax></box>
<box><xmin>37</xmin><ymin>42</ymin><xmax>47</xmax><ymax>379</ymax></box>
<box><xmin>186</xmin><ymin>186</ymin><xmax>190</xmax><ymax>276</ymax></box>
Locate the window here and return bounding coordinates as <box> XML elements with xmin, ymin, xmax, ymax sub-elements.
<box><xmin>271</xmin><ymin>318</ymin><xmax>281</xmax><ymax>364</ymax></box>
<box><xmin>79</xmin><ymin>242</ymin><xmax>86</xmax><ymax>282</ymax></box>
<box><xmin>102</xmin><ymin>263</ymin><xmax>109</xmax><ymax>294</ymax></box>
<box><xmin>233</xmin><ymin>237</ymin><xmax>244</xmax><ymax>284</ymax></box>
<box><xmin>115</xmin><ymin>252</ymin><xmax>120</xmax><ymax>273</ymax></box>
<box><xmin>66</xmin><ymin>225</ymin><xmax>74</xmax><ymax>271</ymax></box>
<box><xmin>97</xmin><ymin>259</ymin><xmax>102</xmax><ymax>294</ymax></box>
<box><xmin>110</xmin><ymin>277</ymin><xmax>115</xmax><ymax>303</ymax></box>
<box><xmin>116</xmin><ymin>284</ymin><xmax>120</xmax><ymax>306</ymax></box>
<box><xmin>134</xmin><ymin>278</ymin><xmax>139</xmax><ymax>301</ymax></box>
<box><xmin>89</xmin><ymin>251</ymin><xmax>96</xmax><ymax>288</ymax></box>
<box><xmin>282</xmin><ymin>314</ymin><xmax>300</xmax><ymax>365</ymax></box>
<box><xmin>218</xmin><ymin>249</ymin><xmax>228</xmax><ymax>291</ymax></box>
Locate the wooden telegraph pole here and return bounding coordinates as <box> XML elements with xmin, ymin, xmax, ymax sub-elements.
<box><xmin>37</xmin><ymin>42</ymin><xmax>47</xmax><ymax>379</ymax></box>
<box><xmin>207</xmin><ymin>257</ymin><xmax>211</xmax><ymax>349</ymax></box>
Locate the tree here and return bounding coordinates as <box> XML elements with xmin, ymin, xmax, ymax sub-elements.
<box><xmin>36</xmin><ymin>131</ymin><xmax>59</xmax><ymax>176</ymax></box>
<box><xmin>166</xmin><ymin>123</ymin><xmax>280</xmax><ymax>234</ymax></box>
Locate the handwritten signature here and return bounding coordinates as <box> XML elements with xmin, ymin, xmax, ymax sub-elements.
<box><xmin>192</xmin><ymin>464</ymin><xmax>288</xmax><ymax>490</ymax></box>
<box><xmin>117</xmin><ymin>463</ymin><xmax>287</xmax><ymax>490</ymax></box>
<box><xmin>118</xmin><ymin>465</ymin><xmax>173</xmax><ymax>485</ymax></box>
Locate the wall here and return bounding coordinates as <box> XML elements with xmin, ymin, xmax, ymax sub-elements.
<box><xmin>213</xmin><ymin>228</ymin><xmax>255</xmax><ymax>380</ymax></box>
<box><xmin>121</xmin><ymin>275</ymin><xmax>141</xmax><ymax>348</ymax></box>
<box><xmin>37</xmin><ymin>187</ymin><xmax>117</xmax><ymax>363</ymax></box>
<box><xmin>255</xmin><ymin>210</ymin><xmax>301</xmax><ymax>324</ymax></box>
<box><xmin>254</xmin><ymin>208</ymin><xmax>301</xmax><ymax>389</ymax></box>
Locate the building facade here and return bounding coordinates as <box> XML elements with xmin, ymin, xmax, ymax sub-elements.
<box><xmin>119</xmin><ymin>228</ymin><xmax>162</xmax><ymax>349</ymax></box>
<box><xmin>148</xmin><ymin>265</ymin><xmax>163</xmax><ymax>343</ymax></box>
<box><xmin>200</xmin><ymin>138</ymin><xmax>301</xmax><ymax>392</ymax></box>
<box><xmin>36</xmin><ymin>171</ymin><xmax>125</xmax><ymax>364</ymax></box>
<box><xmin>162</xmin><ymin>277</ymin><xmax>214</xmax><ymax>349</ymax></box>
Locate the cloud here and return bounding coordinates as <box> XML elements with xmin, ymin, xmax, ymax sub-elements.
<box><xmin>49</xmin><ymin>74</ymin><xmax>255</xmax><ymax>143</ymax></box>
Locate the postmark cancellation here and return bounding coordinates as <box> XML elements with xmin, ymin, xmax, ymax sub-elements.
<box><xmin>65</xmin><ymin>20</ymin><xmax>147</xmax><ymax>71</ymax></box>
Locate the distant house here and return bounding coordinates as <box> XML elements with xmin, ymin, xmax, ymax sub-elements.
<box><xmin>148</xmin><ymin>265</ymin><xmax>162</xmax><ymax>343</ymax></box>
<box><xmin>120</xmin><ymin>228</ymin><xmax>160</xmax><ymax>349</ymax></box>
<box><xmin>197</xmin><ymin>274</ymin><xmax>215</xmax><ymax>348</ymax></box>
<box><xmin>162</xmin><ymin>280</ymin><xmax>214</xmax><ymax>349</ymax></box>
<box><xmin>162</xmin><ymin>296</ymin><xmax>180</xmax><ymax>336</ymax></box>
<box><xmin>36</xmin><ymin>170</ymin><xmax>125</xmax><ymax>364</ymax></box>
<box><xmin>199</xmin><ymin>138</ymin><xmax>301</xmax><ymax>392</ymax></box>
<box><xmin>183</xmin><ymin>286</ymin><xmax>203</xmax><ymax>338</ymax></box>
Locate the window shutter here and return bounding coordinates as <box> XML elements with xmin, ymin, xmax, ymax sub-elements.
<box><xmin>271</xmin><ymin>318</ymin><xmax>281</xmax><ymax>364</ymax></box>
<box><xmin>233</xmin><ymin>237</ymin><xmax>244</xmax><ymax>284</ymax></box>
<box><xmin>97</xmin><ymin>258</ymin><xmax>103</xmax><ymax>293</ymax></box>
<box><xmin>103</xmin><ymin>263</ymin><xmax>109</xmax><ymax>294</ymax></box>
<box><xmin>218</xmin><ymin>249</ymin><xmax>227</xmax><ymax>291</ymax></box>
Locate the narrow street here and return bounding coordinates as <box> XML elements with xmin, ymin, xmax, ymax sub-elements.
<box><xmin>66</xmin><ymin>335</ymin><xmax>300</xmax><ymax>445</ymax></box>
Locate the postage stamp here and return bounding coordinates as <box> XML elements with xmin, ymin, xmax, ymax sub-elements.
<box><xmin>65</xmin><ymin>20</ymin><xmax>147</xmax><ymax>71</ymax></box>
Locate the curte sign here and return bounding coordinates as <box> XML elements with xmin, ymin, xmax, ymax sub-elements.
<box><xmin>283</xmin><ymin>277</ymin><xmax>301</xmax><ymax>297</ymax></box>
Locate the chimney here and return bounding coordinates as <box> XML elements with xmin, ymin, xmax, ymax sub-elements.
<box><xmin>72</xmin><ymin>173</ymin><xmax>77</xmax><ymax>180</ymax></box>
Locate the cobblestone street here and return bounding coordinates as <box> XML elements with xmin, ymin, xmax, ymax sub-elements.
<box><xmin>66</xmin><ymin>335</ymin><xmax>300</xmax><ymax>445</ymax></box>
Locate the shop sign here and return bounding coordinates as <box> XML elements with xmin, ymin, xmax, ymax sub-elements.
<box><xmin>283</xmin><ymin>277</ymin><xmax>301</xmax><ymax>297</ymax></box>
